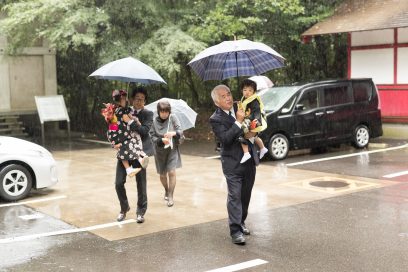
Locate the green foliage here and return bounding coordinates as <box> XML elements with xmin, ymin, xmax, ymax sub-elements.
<box><xmin>0</xmin><ymin>0</ymin><xmax>109</xmax><ymax>53</ymax></box>
<box><xmin>138</xmin><ymin>25</ymin><xmax>207</xmax><ymax>107</ymax></box>
<box><xmin>0</xmin><ymin>0</ymin><xmax>349</xmax><ymax>136</ymax></box>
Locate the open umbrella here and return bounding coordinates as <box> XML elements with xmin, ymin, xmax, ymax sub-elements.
<box><xmin>89</xmin><ymin>56</ymin><xmax>166</xmax><ymax>84</ymax></box>
<box><xmin>187</xmin><ymin>39</ymin><xmax>285</xmax><ymax>81</ymax></box>
<box><xmin>249</xmin><ymin>75</ymin><xmax>274</xmax><ymax>90</ymax></box>
<box><xmin>145</xmin><ymin>98</ymin><xmax>197</xmax><ymax>131</ymax></box>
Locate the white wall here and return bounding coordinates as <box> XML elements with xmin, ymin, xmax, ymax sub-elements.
<box><xmin>351</xmin><ymin>29</ymin><xmax>394</xmax><ymax>46</ymax></box>
<box><xmin>398</xmin><ymin>27</ymin><xmax>408</xmax><ymax>43</ymax></box>
<box><xmin>351</xmin><ymin>48</ymin><xmax>394</xmax><ymax>84</ymax></box>
<box><xmin>398</xmin><ymin>47</ymin><xmax>408</xmax><ymax>83</ymax></box>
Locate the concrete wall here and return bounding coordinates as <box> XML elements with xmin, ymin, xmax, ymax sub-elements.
<box><xmin>0</xmin><ymin>36</ymin><xmax>57</xmax><ymax>113</ymax></box>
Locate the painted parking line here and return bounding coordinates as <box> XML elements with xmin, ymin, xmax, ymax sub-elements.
<box><xmin>0</xmin><ymin>195</ymin><xmax>67</xmax><ymax>208</ymax></box>
<box><xmin>0</xmin><ymin>219</ymin><xmax>136</xmax><ymax>244</ymax></box>
<box><xmin>205</xmin><ymin>259</ymin><xmax>268</xmax><ymax>272</ymax></box>
<box><xmin>383</xmin><ymin>170</ymin><xmax>408</xmax><ymax>178</ymax></box>
<box><xmin>205</xmin><ymin>155</ymin><xmax>221</xmax><ymax>160</ymax></box>
<box><xmin>286</xmin><ymin>143</ymin><xmax>408</xmax><ymax>167</ymax></box>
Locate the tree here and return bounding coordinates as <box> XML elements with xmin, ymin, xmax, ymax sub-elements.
<box><xmin>138</xmin><ymin>25</ymin><xmax>207</xmax><ymax>108</ymax></box>
<box><xmin>0</xmin><ymin>0</ymin><xmax>109</xmax><ymax>53</ymax></box>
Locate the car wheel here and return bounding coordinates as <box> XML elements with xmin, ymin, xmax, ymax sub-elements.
<box><xmin>0</xmin><ymin>164</ymin><xmax>33</xmax><ymax>201</ymax></box>
<box><xmin>268</xmin><ymin>133</ymin><xmax>289</xmax><ymax>160</ymax></box>
<box><xmin>353</xmin><ymin>125</ymin><xmax>370</xmax><ymax>148</ymax></box>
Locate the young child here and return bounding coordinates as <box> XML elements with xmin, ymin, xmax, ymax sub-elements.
<box><xmin>238</xmin><ymin>79</ymin><xmax>269</xmax><ymax>163</ymax></box>
<box><xmin>101</xmin><ymin>89</ymin><xmax>149</xmax><ymax>177</ymax></box>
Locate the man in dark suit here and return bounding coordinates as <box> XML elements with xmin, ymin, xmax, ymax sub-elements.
<box><xmin>116</xmin><ymin>86</ymin><xmax>154</xmax><ymax>223</ymax></box>
<box><xmin>209</xmin><ymin>84</ymin><xmax>259</xmax><ymax>245</ymax></box>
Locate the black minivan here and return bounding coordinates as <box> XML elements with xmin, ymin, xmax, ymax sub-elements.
<box><xmin>258</xmin><ymin>78</ymin><xmax>383</xmax><ymax>160</ymax></box>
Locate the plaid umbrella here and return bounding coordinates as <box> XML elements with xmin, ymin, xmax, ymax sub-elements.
<box><xmin>187</xmin><ymin>39</ymin><xmax>285</xmax><ymax>81</ymax></box>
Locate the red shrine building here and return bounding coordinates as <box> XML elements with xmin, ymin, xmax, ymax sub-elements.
<box><xmin>302</xmin><ymin>0</ymin><xmax>408</xmax><ymax>123</ymax></box>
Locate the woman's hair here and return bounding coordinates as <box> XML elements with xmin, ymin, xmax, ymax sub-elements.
<box><xmin>112</xmin><ymin>89</ymin><xmax>127</xmax><ymax>102</ymax></box>
<box><xmin>157</xmin><ymin>100</ymin><xmax>171</xmax><ymax>113</ymax></box>
<box><xmin>131</xmin><ymin>86</ymin><xmax>148</xmax><ymax>102</ymax></box>
<box><xmin>240</xmin><ymin>79</ymin><xmax>257</xmax><ymax>92</ymax></box>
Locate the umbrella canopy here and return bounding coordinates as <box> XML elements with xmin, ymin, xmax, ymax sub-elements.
<box><xmin>145</xmin><ymin>98</ymin><xmax>197</xmax><ymax>131</ymax></box>
<box><xmin>249</xmin><ymin>75</ymin><xmax>274</xmax><ymax>90</ymax></box>
<box><xmin>89</xmin><ymin>56</ymin><xmax>166</xmax><ymax>84</ymax></box>
<box><xmin>188</xmin><ymin>39</ymin><xmax>285</xmax><ymax>81</ymax></box>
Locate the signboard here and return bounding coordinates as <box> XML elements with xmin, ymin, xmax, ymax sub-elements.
<box><xmin>35</xmin><ymin>95</ymin><xmax>70</xmax><ymax>124</ymax></box>
<box><xmin>34</xmin><ymin>95</ymin><xmax>70</xmax><ymax>145</ymax></box>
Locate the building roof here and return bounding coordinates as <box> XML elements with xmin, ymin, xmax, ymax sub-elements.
<box><xmin>302</xmin><ymin>0</ymin><xmax>408</xmax><ymax>37</ymax></box>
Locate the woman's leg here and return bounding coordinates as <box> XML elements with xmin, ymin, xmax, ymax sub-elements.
<box><xmin>160</xmin><ymin>174</ymin><xmax>169</xmax><ymax>200</ymax></box>
<box><xmin>167</xmin><ymin>170</ymin><xmax>176</xmax><ymax>207</ymax></box>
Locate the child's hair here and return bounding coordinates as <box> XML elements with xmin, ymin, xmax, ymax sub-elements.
<box><xmin>240</xmin><ymin>79</ymin><xmax>257</xmax><ymax>92</ymax></box>
<box><xmin>112</xmin><ymin>89</ymin><xmax>127</xmax><ymax>102</ymax></box>
<box><xmin>157</xmin><ymin>100</ymin><xmax>171</xmax><ymax>113</ymax></box>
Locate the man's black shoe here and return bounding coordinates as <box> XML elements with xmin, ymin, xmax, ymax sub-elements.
<box><xmin>241</xmin><ymin>224</ymin><xmax>250</xmax><ymax>235</ymax></box>
<box><xmin>231</xmin><ymin>233</ymin><xmax>246</xmax><ymax>244</ymax></box>
<box><xmin>117</xmin><ymin>206</ymin><xmax>130</xmax><ymax>222</ymax></box>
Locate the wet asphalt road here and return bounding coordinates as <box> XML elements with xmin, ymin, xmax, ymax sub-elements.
<box><xmin>1</xmin><ymin>137</ymin><xmax>408</xmax><ymax>272</ymax></box>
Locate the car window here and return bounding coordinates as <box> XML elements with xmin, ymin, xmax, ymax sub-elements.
<box><xmin>353</xmin><ymin>81</ymin><xmax>373</xmax><ymax>102</ymax></box>
<box><xmin>298</xmin><ymin>89</ymin><xmax>318</xmax><ymax>110</ymax></box>
<box><xmin>323</xmin><ymin>85</ymin><xmax>351</xmax><ymax>106</ymax></box>
<box><xmin>258</xmin><ymin>86</ymin><xmax>299</xmax><ymax>112</ymax></box>
<box><xmin>280</xmin><ymin>95</ymin><xmax>297</xmax><ymax>114</ymax></box>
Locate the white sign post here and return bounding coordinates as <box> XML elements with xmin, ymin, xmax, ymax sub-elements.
<box><xmin>35</xmin><ymin>95</ymin><xmax>70</xmax><ymax>145</ymax></box>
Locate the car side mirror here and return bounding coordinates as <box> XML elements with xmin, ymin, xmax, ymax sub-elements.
<box><xmin>294</xmin><ymin>104</ymin><xmax>305</xmax><ymax>111</ymax></box>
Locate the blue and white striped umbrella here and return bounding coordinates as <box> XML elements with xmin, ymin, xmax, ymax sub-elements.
<box><xmin>188</xmin><ymin>39</ymin><xmax>285</xmax><ymax>81</ymax></box>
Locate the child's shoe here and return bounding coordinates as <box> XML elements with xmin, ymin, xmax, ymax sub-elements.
<box><xmin>259</xmin><ymin>147</ymin><xmax>269</xmax><ymax>159</ymax></box>
<box><xmin>126</xmin><ymin>167</ymin><xmax>141</xmax><ymax>177</ymax></box>
<box><xmin>240</xmin><ymin>152</ymin><xmax>251</xmax><ymax>163</ymax></box>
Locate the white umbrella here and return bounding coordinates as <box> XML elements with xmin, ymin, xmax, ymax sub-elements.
<box><xmin>89</xmin><ymin>56</ymin><xmax>166</xmax><ymax>84</ymax></box>
<box><xmin>145</xmin><ymin>98</ymin><xmax>197</xmax><ymax>131</ymax></box>
<box><xmin>249</xmin><ymin>75</ymin><xmax>274</xmax><ymax>90</ymax></box>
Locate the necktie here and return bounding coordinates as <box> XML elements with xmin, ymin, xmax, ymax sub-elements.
<box><xmin>228</xmin><ymin>110</ymin><xmax>235</xmax><ymax>122</ymax></box>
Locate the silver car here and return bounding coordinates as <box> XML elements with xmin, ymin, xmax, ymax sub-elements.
<box><xmin>0</xmin><ymin>136</ymin><xmax>58</xmax><ymax>201</ymax></box>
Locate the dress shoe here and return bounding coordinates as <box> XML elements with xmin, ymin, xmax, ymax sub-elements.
<box><xmin>117</xmin><ymin>206</ymin><xmax>130</xmax><ymax>222</ymax></box>
<box><xmin>136</xmin><ymin>214</ymin><xmax>145</xmax><ymax>223</ymax></box>
<box><xmin>231</xmin><ymin>232</ymin><xmax>246</xmax><ymax>245</ymax></box>
<box><xmin>241</xmin><ymin>224</ymin><xmax>250</xmax><ymax>235</ymax></box>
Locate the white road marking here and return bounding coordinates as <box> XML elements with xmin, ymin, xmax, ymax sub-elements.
<box><xmin>205</xmin><ymin>259</ymin><xmax>268</xmax><ymax>272</ymax></box>
<box><xmin>383</xmin><ymin>170</ymin><xmax>408</xmax><ymax>178</ymax></box>
<box><xmin>0</xmin><ymin>219</ymin><xmax>136</xmax><ymax>244</ymax></box>
<box><xmin>286</xmin><ymin>144</ymin><xmax>408</xmax><ymax>167</ymax></box>
<box><xmin>19</xmin><ymin>213</ymin><xmax>45</xmax><ymax>220</ymax></box>
<box><xmin>78</xmin><ymin>138</ymin><xmax>110</xmax><ymax>145</ymax></box>
<box><xmin>205</xmin><ymin>155</ymin><xmax>221</xmax><ymax>160</ymax></box>
<box><xmin>0</xmin><ymin>195</ymin><xmax>67</xmax><ymax>208</ymax></box>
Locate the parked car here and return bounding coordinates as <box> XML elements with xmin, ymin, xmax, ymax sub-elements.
<box><xmin>0</xmin><ymin>136</ymin><xmax>58</xmax><ymax>201</ymax></box>
<box><xmin>258</xmin><ymin>78</ymin><xmax>383</xmax><ymax>160</ymax></box>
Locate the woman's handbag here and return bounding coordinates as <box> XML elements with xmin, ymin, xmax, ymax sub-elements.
<box><xmin>167</xmin><ymin>114</ymin><xmax>185</xmax><ymax>145</ymax></box>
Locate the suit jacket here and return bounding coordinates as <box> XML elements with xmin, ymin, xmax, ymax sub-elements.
<box><xmin>130</xmin><ymin>108</ymin><xmax>154</xmax><ymax>156</ymax></box>
<box><xmin>209</xmin><ymin>106</ymin><xmax>259</xmax><ymax>173</ymax></box>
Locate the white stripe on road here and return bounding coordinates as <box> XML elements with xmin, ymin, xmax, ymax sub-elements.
<box><xmin>205</xmin><ymin>155</ymin><xmax>221</xmax><ymax>160</ymax></box>
<box><xmin>0</xmin><ymin>219</ymin><xmax>136</xmax><ymax>244</ymax></box>
<box><xmin>0</xmin><ymin>195</ymin><xmax>67</xmax><ymax>208</ymax></box>
<box><xmin>78</xmin><ymin>138</ymin><xmax>110</xmax><ymax>145</ymax></box>
<box><xmin>286</xmin><ymin>144</ymin><xmax>408</xmax><ymax>167</ymax></box>
<box><xmin>205</xmin><ymin>259</ymin><xmax>268</xmax><ymax>272</ymax></box>
<box><xmin>383</xmin><ymin>170</ymin><xmax>408</xmax><ymax>178</ymax></box>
